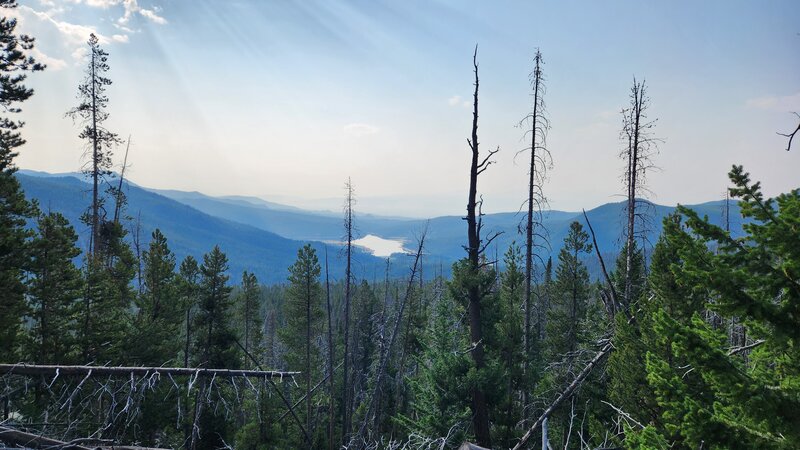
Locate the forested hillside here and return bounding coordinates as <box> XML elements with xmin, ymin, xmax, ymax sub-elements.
<box><xmin>1</xmin><ymin>1</ymin><xmax>798</xmax><ymax>450</ymax></box>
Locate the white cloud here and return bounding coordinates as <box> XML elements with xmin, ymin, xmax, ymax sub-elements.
<box><xmin>30</xmin><ymin>47</ymin><xmax>67</xmax><ymax>70</ymax></box>
<box><xmin>746</xmin><ymin>92</ymin><xmax>800</xmax><ymax>112</ymax></box>
<box><xmin>343</xmin><ymin>123</ymin><xmax>379</xmax><ymax>137</ymax></box>
<box><xmin>139</xmin><ymin>7</ymin><xmax>167</xmax><ymax>25</ymax></box>
<box><xmin>20</xmin><ymin>5</ymin><xmax>109</xmax><ymax>46</ymax></box>
<box><xmin>119</xmin><ymin>0</ymin><xmax>168</xmax><ymax>25</ymax></box>
<box><xmin>112</xmin><ymin>33</ymin><xmax>129</xmax><ymax>43</ymax></box>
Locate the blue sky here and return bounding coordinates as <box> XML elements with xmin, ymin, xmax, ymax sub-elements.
<box><xmin>13</xmin><ymin>0</ymin><xmax>800</xmax><ymax>217</ymax></box>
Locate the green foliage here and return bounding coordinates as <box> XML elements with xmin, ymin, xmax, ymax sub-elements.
<box><xmin>0</xmin><ymin>0</ymin><xmax>43</xmax><ymax>362</ymax></box>
<box><xmin>237</xmin><ymin>270</ymin><xmax>263</xmax><ymax>367</ymax></box>
<box><xmin>192</xmin><ymin>245</ymin><xmax>238</xmax><ymax>369</ymax></box>
<box><xmin>395</xmin><ymin>290</ymin><xmax>472</xmax><ymax>447</ymax></box>
<box><xmin>129</xmin><ymin>229</ymin><xmax>180</xmax><ymax>366</ymax></box>
<box><xmin>490</xmin><ymin>243</ymin><xmax>526</xmax><ymax>447</ymax></box>
<box><xmin>24</xmin><ymin>211</ymin><xmax>83</xmax><ymax>364</ymax></box>
<box><xmin>625</xmin><ymin>166</ymin><xmax>800</xmax><ymax>449</ymax></box>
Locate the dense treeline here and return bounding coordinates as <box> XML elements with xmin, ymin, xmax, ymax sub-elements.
<box><xmin>1</xmin><ymin>2</ymin><xmax>798</xmax><ymax>449</ymax></box>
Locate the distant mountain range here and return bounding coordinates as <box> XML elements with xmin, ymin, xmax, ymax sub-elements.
<box><xmin>16</xmin><ymin>170</ymin><xmax>743</xmax><ymax>284</ymax></box>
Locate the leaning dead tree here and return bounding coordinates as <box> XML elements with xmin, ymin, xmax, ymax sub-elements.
<box><xmin>519</xmin><ymin>48</ymin><xmax>552</xmax><ymax>421</ymax></box>
<box><xmin>512</xmin><ymin>341</ymin><xmax>613</xmax><ymax>450</ymax></box>
<box><xmin>464</xmin><ymin>45</ymin><xmax>500</xmax><ymax>449</ymax></box>
<box><xmin>352</xmin><ymin>228</ymin><xmax>427</xmax><ymax>448</ymax></box>
<box><xmin>619</xmin><ymin>78</ymin><xmax>659</xmax><ymax>309</ymax></box>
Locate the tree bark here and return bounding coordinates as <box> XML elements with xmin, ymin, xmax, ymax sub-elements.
<box><xmin>465</xmin><ymin>45</ymin><xmax>492</xmax><ymax>449</ymax></box>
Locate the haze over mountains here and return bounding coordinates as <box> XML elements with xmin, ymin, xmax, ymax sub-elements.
<box><xmin>17</xmin><ymin>170</ymin><xmax>743</xmax><ymax>284</ymax></box>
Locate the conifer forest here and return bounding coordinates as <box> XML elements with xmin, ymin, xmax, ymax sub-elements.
<box><xmin>1</xmin><ymin>1</ymin><xmax>798</xmax><ymax>449</ymax></box>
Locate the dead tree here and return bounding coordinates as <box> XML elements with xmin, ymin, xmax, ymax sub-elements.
<box><xmin>778</xmin><ymin>112</ymin><xmax>799</xmax><ymax>151</ymax></box>
<box><xmin>352</xmin><ymin>228</ymin><xmax>426</xmax><ymax>448</ymax></box>
<box><xmin>512</xmin><ymin>342</ymin><xmax>614</xmax><ymax>450</ymax></box>
<box><xmin>342</xmin><ymin>178</ymin><xmax>356</xmax><ymax>444</ymax></box>
<box><xmin>111</xmin><ymin>135</ymin><xmax>131</xmax><ymax>225</ymax></box>
<box><xmin>520</xmin><ymin>48</ymin><xmax>551</xmax><ymax>421</ymax></box>
<box><xmin>464</xmin><ymin>45</ymin><xmax>499</xmax><ymax>449</ymax></box>
<box><xmin>619</xmin><ymin>78</ymin><xmax>659</xmax><ymax>309</ymax></box>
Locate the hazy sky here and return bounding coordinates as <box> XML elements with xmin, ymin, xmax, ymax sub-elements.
<box><xmin>13</xmin><ymin>0</ymin><xmax>800</xmax><ymax>217</ymax></box>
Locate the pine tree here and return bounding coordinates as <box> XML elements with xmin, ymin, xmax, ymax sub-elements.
<box><xmin>628</xmin><ymin>166</ymin><xmax>800</xmax><ymax>449</ymax></box>
<box><xmin>190</xmin><ymin>246</ymin><xmax>237</xmax><ymax>450</ymax></box>
<box><xmin>279</xmin><ymin>244</ymin><xmax>324</xmax><ymax>446</ymax></box>
<box><xmin>491</xmin><ymin>244</ymin><xmax>526</xmax><ymax>447</ymax></box>
<box><xmin>237</xmin><ymin>270</ymin><xmax>263</xmax><ymax>368</ymax></box>
<box><xmin>0</xmin><ymin>0</ymin><xmax>44</xmax><ymax>362</ymax></box>
<box><xmin>77</xmin><ymin>224</ymin><xmax>136</xmax><ymax>364</ymax></box>
<box><xmin>130</xmin><ymin>229</ymin><xmax>179</xmax><ymax>365</ymax></box>
<box><xmin>396</xmin><ymin>290</ymin><xmax>472</xmax><ymax>447</ymax></box>
<box><xmin>543</xmin><ymin>222</ymin><xmax>599</xmax><ymax>447</ymax></box>
<box><xmin>178</xmin><ymin>255</ymin><xmax>200</xmax><ymax>367</ymax></box>
<box><xmin>66</xmin><ymin>33</ymin><xmax>121</xmax><ymax>257</ymax></box>
<box><xmin>24</xmin><ymin>211</ymin><xmax>83</xmax><ymax>364</ymax></box>
<box><xmin>193</xmin><ymin>245</ymin><xmax>237</xmax><ymax>369</ymax></box>
<box><xmin>546</xmin><ymin>222</ymin><xmax>593</xmax><ymax>358</ymax></box>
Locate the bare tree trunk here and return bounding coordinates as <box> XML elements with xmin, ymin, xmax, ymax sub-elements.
<box><xmin>342</xmin><ymin>178</ymin><xmax>355</xmax><ymax>444</ymax></box>
<box><xmin>465</xmin><ymin>46</ymin><xmax>497</xmax><ymax>449</ymax></box>
<box><xmin>524</xmin><ymin>49</ymin><xmax>545</xmax><ymax>422</ymax></box>
<box><xmin>622</xmin><ymin>79</ymin><xmax>654</xmax><ymax>309</ymax></box>
<box><xmin>112</xmin><ymin>135</ymin><xmax>131</xmax><ymax>225</ymax></box>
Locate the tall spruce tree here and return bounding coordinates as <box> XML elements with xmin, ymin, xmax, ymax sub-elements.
<box><xmin>492</xmin><ymin>244</ymin><xmax>526</xmax><ymax>447</ymax></box>
<box><xmin>0</xmin><ymin>0</ymin><xmax>43</xmax><ymax>362</ymax></box>
<box><xmin>178</xmin><ymin>255</ymin><xmax>200</xmax><ymax>367</ymax></box>
<box><xmin>193</xmin><ymin>245</ymin><xmax>237</xmax><ymax>369</ymax></box>
<box><xmin>280</xmin><ymin>244</ymin><xmax>324</xmax><ymax>446</ymax></box>
<box><xmin>237</xmin><ymin>270</ymin><xmax>263</xmax><ymax>368</ymax></box>
<box><xmin>130</xmin><ymin>229</ymin><xmax>179</xmax><ymax>365</ymax></box>
<box><xmin>24</xmin><ymin>211</ymin><xmax>83</xmax><ymax>364</ymax></box>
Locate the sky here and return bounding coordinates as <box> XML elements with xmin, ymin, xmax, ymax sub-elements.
<box><xmin>11</xmin><ymin>0</ymin><xmax>800</xmax><ymax>217</ymax></box>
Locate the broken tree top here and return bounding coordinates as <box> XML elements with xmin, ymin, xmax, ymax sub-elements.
<box><xmin>0</xmin><ymin>364</ymin><xmax>299</xmax><ymax>379</ymax></box>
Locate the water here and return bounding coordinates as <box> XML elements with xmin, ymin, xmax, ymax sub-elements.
<box><xmin>353</xmin><ymin>234</ymin><xmax>407</xmax><ymax>257</ymax></box>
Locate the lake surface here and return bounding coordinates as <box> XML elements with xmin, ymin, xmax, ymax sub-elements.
<box><xmin>353</xmin><ymin>234</ymin><xmax>408</xmax><ymax>257</ymax></box>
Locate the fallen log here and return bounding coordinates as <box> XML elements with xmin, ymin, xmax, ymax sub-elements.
<box><xmin>0</xmin><ymin>364</ymin><xmax>298</xmax><ymax>379</ymax></box>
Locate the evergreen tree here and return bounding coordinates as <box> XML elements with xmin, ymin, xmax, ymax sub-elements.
<box><xmin>396</xmin><ymin>290</ymin><xmax>472</xmax><ymax>447</ymax></box>
<box><xmin>24</xmin><ymin>211</ymin><xmax>83</xmax><ymax>364</ymax></box>
<box><xmin>491</xmin><ymin>244</ymin><xmax>526</xmax><ymax>447</ymax></box>
<box><xmin>190</xmin><ymin>246</ymin><xmax>237</xmax><ymax>450</ymax></box>
<box><xmin>193</xmin><ymin>245</ymin><xmax>237</xmax><ymax>369</ymax></box>
<box><xmin>237</xmin><ymin>270</ymin><xmax>263</xmax><ymax>368</ymax></box>
<box><xmin>628</xmin><ymin>166</ymin><xmax>800</xmax><ymax>449</ymax></box>
<box><xmin>130</xmin><ymin>229</ymin><xmax>179</xmax><ymax>365</ymax></box>
<box><xmin>547</xmin><ymin>222</ymin><xmax>594</xmax><ymax>358</ymax></box>
<box><xmin>606</xmin><ymin>239</ymin><xmax>654</xmax><ymax>425</ymax></box>
<box><xmin>543</xmin><ymin>222</ymin><xmax>600</xmax><ymax>447</ymax></box>
<box><xmin>279</xmin><ymin>244</ymin><xmax>324</xmax><ymax>445</ymax></box>
<box><xmin>0</xmin><ymin>0</ymin><xmax>44</xmax><ymax>362</ymax></box>
<box><xmin>77</xmin><ymin>218</ymin><xmax>136</xmax><ymax>364</ymax></box>
<box><xmin>178</xmin><ymin>255</ymin><xmax>200</xmax><ymax>367</ymax></box>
